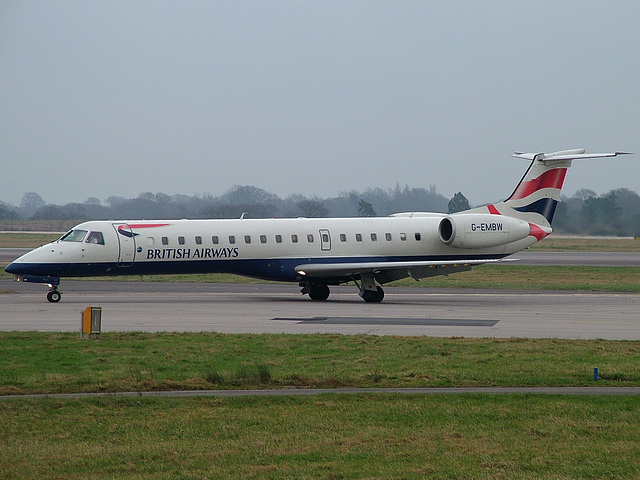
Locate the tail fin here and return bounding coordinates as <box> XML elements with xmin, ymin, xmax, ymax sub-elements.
<box><xmin>471</xmin><ymin>149</ymin><xmax>630</xmax><ymax>228</ymax></box>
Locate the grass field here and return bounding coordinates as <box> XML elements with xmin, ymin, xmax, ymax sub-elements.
<box><xmin>3</xmin><ymin>333</ymin><xmax>640</xmax><ymax>478</ymax></box>
<box><xmin>0</xmin><ymin>232</ymin><xmax>61</xmax><ymax>248</ymax></box>
<box><xmin>2</xmin><ymin>394</ymin><xmax>640</xmax><ymax>479</ymax></box>
<box><xmin>3</xmin><ymin>333</ymin><xmax>640</xmax><ymax>395</ymax></box>
<box><xmin>529</xmin><ymin>235</ymin><xmax>640</xmax><ymax>252</ymax></box>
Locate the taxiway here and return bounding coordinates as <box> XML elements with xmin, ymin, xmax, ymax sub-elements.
<box><xmin>1</xmin><ymin>280</ymin><xmax>637</xmax><ymax>339</ymax></box>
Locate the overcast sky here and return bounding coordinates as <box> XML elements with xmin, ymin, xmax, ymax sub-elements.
<box><xmin>1</xmin><ymin>1</ymin><xmax>638</xmax><ymax>208</ymax></box>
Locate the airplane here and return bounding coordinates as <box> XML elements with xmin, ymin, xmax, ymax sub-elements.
<box><xmin>5</xmin><ymin>149</ymin><xmax>630</xmax><ymax>303</ymax></box>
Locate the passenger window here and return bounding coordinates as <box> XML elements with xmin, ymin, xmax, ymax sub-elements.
<box><xmin>147</xmin><ymin>237</ymin><xmax>155</xmax><ymax>247</ymax></box>
<box><xmin>178</xmin><ymin>236</ymin><xmax>185</xmax><ymax>245</ymax></box>
<box><xmin>244</xmin><ymin>235</ymin><xmax>251</xmax><ymax>244</ymax></box>
<box><xmin>195</xmin><ymin>236</ymin><xmax>202</xmax><ymax>245</ymax></box>
<box><xmin>370</xmin><ymin>233</ymin><xmax>377</xmax><ymax>242</ymax></box>
<box><xmin>275</xmin><ymin>235</ymin><xmax>282</xmax><ymax>244</ymax></box>
<box><xmin>162</xmin><ymin>237</ymin><xmax>169</xmax><ymax>246</ymax></box>
<box><xmin>212</xmin><ymin>236</ymin><xmax>219</xmax><ymax>245</ymax></box>
<box><xmin>385</xmin><ymin>233</ymin><xmax>392</xmax><ymax>241</ymax></box>
<box><xmin>86</xmin><ymin>231</ymin><xmax>105</xmax><ymax>245</ymax></box>
<box><xmin>400</xmin><ymin>233</ymin><xmax>407</xmax><ymax>241</ymax></box>
<box><xmin>260</xmin><ymin>235</ymin><xmax>267</xmax><ymax>244</ymax></box>
<box><xmin>229</xmin><ymin>235</ymin><xmax>236</xmax><ymax>244</ymax></box>
<box><xmin>307</xmin><ymin>234</ymin><xmax>314</xmax><ymax>243</ymax></box>
<box><xmin>415</xmin><ymin>233</ymin><xmax>421</xmax><ymax>241</ymax></box>
<box><xmin>340</xmin><ymin>234</ymin><xmax>347</xmax><ymax>242</ymax></box>
<box><xmin>355</xmin><ymin>233</ymin><xmax>362</xmax><ymax>242</ymax></box>
<box><xmin>60</xmin><ymin>229</ymin><xmax>88</xmax><ymax>242</ymax></box>
<box><xmin>321</xmin><ymin>233</ymin><xmax>329</xmax><ymax>243</ymax></box>
<box><xmin>291</xmin><ymin>234</ymin><xmax>298</xmax><ymax>243</ymax></box>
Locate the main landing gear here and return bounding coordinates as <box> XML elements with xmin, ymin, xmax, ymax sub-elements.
<box><xmin>360</xmin><ymin>286</ymin><xmax>385</xmax><ymax>303</ymax></box>
<box><xmin>300</xmin><ymin>276</ymin><xmax>385</xmax><ymax>303</ymax></box>
<box><xmin>355</xmin><ymin>273</ymin><xmax>384</xmax><ymax>303</ymax></box>
<box><xmin>300</xmin><ymin>282</ymin><xmax>331</xmax><ymax>301</ymax></box>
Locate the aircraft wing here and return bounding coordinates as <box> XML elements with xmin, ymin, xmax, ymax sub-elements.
<box><xmin>295</xmin><ymin>258</ymin><xmax>509</xmax><ymax>285</ymax></box>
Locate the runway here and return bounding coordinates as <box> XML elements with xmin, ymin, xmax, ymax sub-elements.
<box><xmin>1</xmin><ymin>279</ymin><xmax>638</xmax><ymax>339</ymax></box>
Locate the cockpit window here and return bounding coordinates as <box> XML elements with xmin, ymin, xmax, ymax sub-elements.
<box><xmin>60</xmin><ymin>229</ymin><xmax>88</xmax><ymax>242</ymax></box>
<box><xmin>86</xmin><ymin>231</ymin><xmax>105</xmax><ymax>245</ymax></box>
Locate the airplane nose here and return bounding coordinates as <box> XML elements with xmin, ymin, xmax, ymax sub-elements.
<box><xmin>4</xmin><ymin>251</ymin><xmax>51</xmax><ymax>276</ymax></box>
<box><xmin>5</xmin><ymin>262</ymin><xmax>17</xmax><ymax>274</ymax></box>
<box><xmin>5</xmin><ymin>262</ymin><xmax>24</xmax><ymax>275</ymax></box>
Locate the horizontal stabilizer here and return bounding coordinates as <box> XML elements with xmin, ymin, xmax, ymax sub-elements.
<box><xmin>512</xmin><ymin>150</ymin><xmax>631</xmax><ymax>163</ymax></box>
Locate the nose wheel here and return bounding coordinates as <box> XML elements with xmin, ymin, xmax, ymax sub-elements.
<box><xmin>47</xmin><ymin>287</ymin><xmax>62</xmax><ymax>303</ymax></box>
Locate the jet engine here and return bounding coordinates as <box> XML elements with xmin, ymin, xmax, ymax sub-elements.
<box><xmin>438</xmin><ymin>214</ymin><xmax>531</xmax><ymax>249</ymax></box>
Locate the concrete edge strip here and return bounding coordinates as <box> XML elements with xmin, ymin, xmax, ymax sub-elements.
<box><xmin>3</xmin><ymin>386</ymin><xmax>640</xmax><ymax>400</ymax></box>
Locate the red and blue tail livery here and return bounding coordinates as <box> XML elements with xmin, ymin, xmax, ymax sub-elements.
<box><xmin>6</xmin><ymin>149</ymin><xmax>630</xmax><ymax>303</ymax></box>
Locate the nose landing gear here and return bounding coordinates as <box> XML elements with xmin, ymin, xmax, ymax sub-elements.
<box><xmin>46</xmin><ymin>286</ymin><xmax>62</xmax><ymax>303</ymax></box>
<box><xmin>11</xmin><ymin>274</ymin><xmax>63</xmax><ymax>303</ymax></box>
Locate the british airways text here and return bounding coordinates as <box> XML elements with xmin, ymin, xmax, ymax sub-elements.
<box><xmin>146</xmin><ymin>247</ymin><xmax>239</xmax><ymax>260</ymax></box>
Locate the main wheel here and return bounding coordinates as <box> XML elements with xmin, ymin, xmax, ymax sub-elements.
<box><xmin>362</xmin><ymin>286</ymin><xmax>384</xmax><ymax>303</ymax></box>
<box><xmin>308</xmin><ymin>283</ymin><xmax>330</xmax><ymax>301</ymax></box>
<box><xmin>47</xmin><ymin>291</ymin><xmax>61</xmax><ymax>303</ymax></box>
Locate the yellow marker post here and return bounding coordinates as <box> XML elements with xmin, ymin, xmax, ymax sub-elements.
<box><xmin>81</xmin><ymin>306</ymin><xmax>102</xmax><ymax>339</ymax></box>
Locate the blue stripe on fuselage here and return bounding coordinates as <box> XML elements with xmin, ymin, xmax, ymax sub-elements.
<box><xmin>6</xmin><ymin>253</ymin><xmax>507</xmax><ymax>283</ymax></box>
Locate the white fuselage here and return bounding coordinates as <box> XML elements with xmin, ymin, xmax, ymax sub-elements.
<box><xmin>6</xmin><ymin>215</ymin><xmax>535</xmax><ymax>283</ymax></box>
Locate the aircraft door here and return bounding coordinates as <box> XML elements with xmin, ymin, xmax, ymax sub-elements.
<box><xmin>319</xmin><ymin>229</ymin><xmax>331</xmax><ymax>251</ymax></box>
<box><xmin>112</xmin><ymin>223</ymin><xmax>136</xmax><ymax>267</ymax></box>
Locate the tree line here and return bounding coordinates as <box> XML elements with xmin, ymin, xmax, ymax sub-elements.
<box><xmin>1</xmin><ymin>184</ymin><xmax>448</xmax><ymax>222</ymax></box>
<box><xmin>1</xmin><ymin>185</ymin><xmax>638</xmax><ymax>237</ymax></box>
